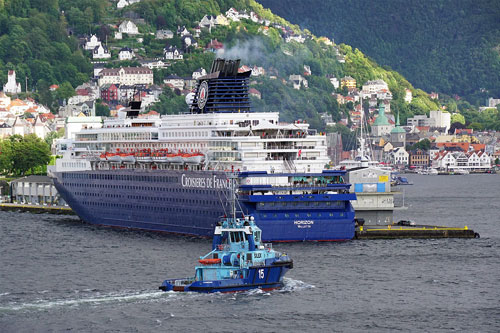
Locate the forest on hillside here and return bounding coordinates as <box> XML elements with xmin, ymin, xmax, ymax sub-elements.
<box><xmin>257</xmin><ymin>0</ymin><xmax>500</xmax><ymax>105</ymax></box>
<box><xmin>1</xmin><ymin>0</ymin><xmax>498</xmax><ymax>131</ymax></box>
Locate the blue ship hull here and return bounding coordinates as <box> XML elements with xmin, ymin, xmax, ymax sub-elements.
<box><xmin>52</xmin><ymin>169</ymin><xmax>355</xmax><ymax>241</ymax></box>
<box><xmin>160</xmin><ymin>264</ymin><xmax>291</xmax><ymax>293</ymax></box>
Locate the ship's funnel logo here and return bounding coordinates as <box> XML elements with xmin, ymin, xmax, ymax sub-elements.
<box><xmin>197</xmin><ymin>81</ymin><xmax>209</xmax><ymax>109</ymax></box>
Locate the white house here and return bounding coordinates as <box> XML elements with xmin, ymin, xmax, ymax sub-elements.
<box><xmin>119</xmin><ymin>20</ymin><xmax>139</xmax><ymax>35</ymax></box>
<box><xmin>141</xmin><ymin>59</ymin><xmax>168</xmax><ymax>69</ymax></box>
<box><xmin>33</xmin><ymin>115</ymin><xmax>51</xmax><ymax>139</ymax></box>
<box><xmin>285</xmin><ymin>33</ymin><xmax>306</xmax><ymax>43</ymax></box>
<box><xmin>390</xmin><ymin>147</ymin><xmax>409</xmax><ymax>166</ymax></box>
<box><xmin>84</xmin><ymin>34</ymin><xmax>102</xmax><ymax>50</ymax></box>
<box><xmin>163</xmin><ymin>75</ymin><xmax>184</xmax><ymax>90</ymax></box>
<box><xmin>433</xmin><ymin>151</ymin><xmax>491</xmax><ymax>172</ymax></box>
<box><xmin>93</xmin><ymin>44</ymin><xmax>111</xmax><ymax>59</ymax></box>
<box><xmin>3</xmin><ymin>70</ymin><xmax>22</xmax><ymax>94</ymax></box>
<box><xmin>181</xmin><ymin>34</ymin><xmax>197</xmax><ymax>49</ymax></box>
<box><xmin>251</xmin><ymin>66</ymin><xmax>265</xmax><ymax>77</ymax></box>
<box><xmin>200</xmin><ymin>15</ymin><xmax>216</xmax><ymax>29</ymax></box>
<box><xmin>225</xmin><ymin>8</ymin><xmax>240</xmax><ymax>21</ymax></box>
<box><xmin>192</xmin><ymin>68</ymin><xmax>207</xmax><ymax>80</ymax></box>
<box><xmin>118</xmin><ymin>47</ymin><xmax>135</xmax><ymax>60</ymax></box>
<box><xmin>156</xmin><ymin>29</ymin><xmax>173</xmax><ymax>39</ymax></box>
<box><xmin>176</xmin><ymin>26</ymin><xmax>189</xmax><ymax>36</ymax></box>
<box><xmin>98</xmin><ymin>67</ymin><xmax>153</xmax><ymax>86</ymax></box>
<box><xmin>289</xmin><ymin>74</ymin><xmax>308</xmax><ymax>90</ymax></box>
<box><xmin>362</xmin><ymin>79</ymin><xmax>388</xmax><ymax>95</ymax></box>
<box><xmin>404</xmin><ymin>89</ymin><xmax>413</xmax><ymax>103</ymax></box>
<box><xmin>164</xmin><ymin>45</ymin><xmax>183</xmax><ymax>60</ymax></box>
<box><xmin>326</xmin><ymin>74</ymin><xmax>339</xmax><ymax>89</ymax></box>
<box><xmin>117</xmin><ymin>0</ymin><xmax>141</xmax><ymax>9</ymax></box>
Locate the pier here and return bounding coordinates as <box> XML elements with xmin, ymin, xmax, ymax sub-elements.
<box><xmin>355</xmin><ymin>225</ymin><xmax>479</xmax><ymax>239</ymax></box>
<box><xmin>0</xmin><ymin>203</ymin><xmax>74</xmax><ymax>215</ymax></box>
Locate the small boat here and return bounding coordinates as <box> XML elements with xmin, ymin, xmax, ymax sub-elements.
<box><xmin>167</xmin><ymin>153</ymin><xmax>183</xmax><ymax>163</ymax></box>
<box><xmin>182</xmin><ymin>153</ymin><xmax>204</xmax><ymax>164</ymax></box>
<box><xmin>136</xmin><ymin>152</ymin><xmax>153</xmax><ymax>163</ymax></box>
<box><xmin>106</xmin><ymin>153</ymin><xmax>121</xmax><ymax>163</ymax></box>
<box><xmin>454</xmin><ymin>168</ymin><xmax>469</xmax><ymax>175</ymax></box>
<box><xmin>394</xmin><ymin>176</ymin><xmax>413</xmax><ymax>185</ymax></box>
<box><xmin>120</xmin><ymin>153</ymin><xmax>136</xmax><ymax>164</ymax></box>
<box><xmin>428</xmin><ymin>168</ymin><xmax>438</xmax><ymax>175</ymax></box>
<box><xmin>159</xmin><ymin>215</ymin><xmax>293</xmax><ymax>293</ymax></box>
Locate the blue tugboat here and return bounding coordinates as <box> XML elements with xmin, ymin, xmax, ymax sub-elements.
<box><xmin>159</xmin><ymin>215</ymin><xmax>293</xmax><ymax>293</ymax></box>
<box><xmin>159</xmin><ymin>175</ymin><xmax>293</xmax><ymax>293</ymax></box>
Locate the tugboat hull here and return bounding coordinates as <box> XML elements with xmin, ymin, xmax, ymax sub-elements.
<box><xmin>160</xmin><ymin>263</ymin><xmax>293</xmax><ymax>293</ymax></box>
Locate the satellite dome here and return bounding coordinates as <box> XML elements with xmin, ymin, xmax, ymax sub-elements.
<box><xmin>185</xmin><ymin>92</ymin><xmax>195</xmax><ymax>106</ymax></box>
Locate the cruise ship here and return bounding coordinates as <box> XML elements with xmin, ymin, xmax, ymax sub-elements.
<box><xmin>51</xmin><ymin>59</ymin><xmax>356</xmax><ymax>241</ymax></box>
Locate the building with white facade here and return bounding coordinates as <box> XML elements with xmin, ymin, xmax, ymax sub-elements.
<box><xmin>390</xmin><ymin>147</ymin><xmax>409</xmax><ymax>166</ymax></box>
<box><xmin>98</xmin><ymin>67</ymin><xmax>153</xmax><ymax>86</ymax></box>
<box><xmin>84</xmin><ymin>35</ymin><xmax>101</xmax><ymax>50</ymax></box>
<box><xmin>119</xmin><ymin>20</ymin><xmax>139</xmax><ymax>35</ymax></box>
<box><xmin>93</xmin><ymin>44</ymin><xmax>111</xmax><ymax>59</ymax></box>
<box><xmin>192</xmin><ymin>68</ymin><xmax>207</xmax><ymax>80</ymax></box>
<box><xmin>3</xmin><ymin>70</ymin><xmax>22</xmax><ymax>94</ymax></box>
<box><xmin>118</xmin><ymin>47</ymin><xmax>135</xmax><ymax>60</ymax></box>
<box><xmin>404</xmin><ymin>89</ymin><xmax>413</xmax><ymax>103</ymax></box>
<box><xmin>362</xmin><ymin>79</ymin><xmax>388</xmax><ymax>96</ymax></box>
<box><xmin>407</xmin><ymin>110</ymin><xmax>450</xmax><ymax>132</ymax></box>
<box><xmin>432</xmin><ymin>151</ymin><xmax>491</xmax><ymax>172</ymax></box>
<box><xmin>164</xmin><ymin>45</ymin><xmax>183</xmax><ymax>60</ymax></box>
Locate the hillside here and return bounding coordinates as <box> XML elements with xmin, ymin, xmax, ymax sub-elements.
<box><xmin>257</xmin><ymin>0</ymin><xmax>500</xmax><ymax>105</ymax></box>
<box><xmin>1</xmin><ymin>0</ymin><xmax>450</xmax><ymax>132</ymax></box>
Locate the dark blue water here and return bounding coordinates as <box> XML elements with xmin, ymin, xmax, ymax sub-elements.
<box><xmin>1</xmin><ymin>175</ymin><xmax>499</xmax><ymax>332</ymax></box>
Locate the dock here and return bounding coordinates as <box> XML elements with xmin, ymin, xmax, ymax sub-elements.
<box><xmin>355</xmin><ymin>225</ymin><xmax>479</xmax><ymax>239</ymax></box>
<box><xmin>0</xmin><ymin>203</ymin><xmax>74</xmax><ymax>215</ymax></box>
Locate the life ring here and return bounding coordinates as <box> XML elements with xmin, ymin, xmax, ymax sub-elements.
<box><xmin>198</xmin><ymin>258</ymin><xmax>221</xmax><ymax>265</ymax></box>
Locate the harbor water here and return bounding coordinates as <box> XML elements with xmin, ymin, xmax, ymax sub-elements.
<box><xmin>1</xmin><ymin>174</ymin><xmax>499</xmax><ymax>332</ymax></box>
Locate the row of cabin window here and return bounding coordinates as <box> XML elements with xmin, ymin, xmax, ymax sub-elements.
<box><xmin>261</xmin><ymin>212</ymin><xmax>344</xmax><ymax>218</ymax></box>
<box><xmin>66</xmin><ymin>182</ymin><xmax>219</xmax><ymax>195</ymax></box>
<box><xmin>83</xmin><ymin>201</ymin><xmax>220</xmax><ymax>215</ymax></box>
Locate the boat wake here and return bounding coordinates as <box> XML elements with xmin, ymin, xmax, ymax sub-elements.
<box><xmin>0</xmin><ymin>290</ymin><xmax>167</xmax><ymax>312</ymax></box>
<box><xmin>280</xmin><ymin>277</ymin><xmax>315</xmax><ymax>292</ymax></box>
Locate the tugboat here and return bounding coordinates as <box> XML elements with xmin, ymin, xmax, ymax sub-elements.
<box><xmin>159</xmin><ymin>215</ymin><xmax>293</xmax><ymax>293</ymax></box>
<box><xmin>159</xmin><ymin>175</ymin><xmax>293</xmax><ymax>293</ymax></box>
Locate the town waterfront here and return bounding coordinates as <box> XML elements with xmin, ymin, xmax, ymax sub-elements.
<box><xmin>1</xmin><ymin>174</ymin><xmax>499</xmax><ymax>332</ymax></box>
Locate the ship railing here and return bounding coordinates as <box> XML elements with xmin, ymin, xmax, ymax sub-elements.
<box><xmin>173</xmin><ymin>278</ymin><xmax>195</xmax><ymax>286</ymax></box>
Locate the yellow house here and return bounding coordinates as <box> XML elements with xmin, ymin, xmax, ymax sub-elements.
<box><xmin>341</xmin><ymin>76</ymin><xmax>356</xmax><ymax>89</ymax></box>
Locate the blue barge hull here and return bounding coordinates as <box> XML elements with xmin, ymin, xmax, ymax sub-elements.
<box><xmin>52</xmin><ymin>169</ymin><xmax>356</xmax><ymax>241</ymax></box>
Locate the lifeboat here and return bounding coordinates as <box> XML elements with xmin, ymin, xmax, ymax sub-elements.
<box><xmin>120</xmin><ymin>153</ymin><xmax>136</xmax><ymax>164</ymax></box>
<box><xmin>99</xmin><ymin>153</ymin><xmax>107</xmax><ymax>161</ymax></box>
<box><xmin>152</xmin><ymin>152</ymin><xmax>168</xmax><ymax>163</ymax></box>
<box><xmin>167</xmin><ymin>153</ymin><xmax>183</xmax><ymax>163</ymax></box>
<box><xmin>136</xmin><ymin>152</ymin><xmax>152</xmax><ymax>163</ymax></box>
<box><xmin>107</xmin><ymin>153</ymin><xmax>121</xmax><ymax>163</ymax></box>
<box><xmin>183</xmin><ymin>153</ymin><xmax>204</xmax><ymax>164</ymax></box>
<box><xmin>198</xmin><ymin>258</ymin><xmax>221</xmax><ymax>265</ymax></box>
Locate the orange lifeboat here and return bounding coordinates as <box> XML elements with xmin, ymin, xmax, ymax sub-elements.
<box><xmin>198</xmin><ymin>258</ymin><xmax>221</xmax><ymax>265</ymax></box>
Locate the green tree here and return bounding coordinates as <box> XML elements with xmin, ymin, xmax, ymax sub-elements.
<box><xmin>96</xmin><ymin>101</ymin><xmax>110</xmax><ymax>117</ymax></box>
<box><xmin>451</xmin><ymin>113</ymin><xmax>466</xmax><ymax>125</ymax></box>
<box><xmin>9</xmin><ymin>134</ymin><xmax>51</xmax><ymax>176</ymax></box>
<box><xmin>44</xmin><ymin>128</ymin><xmax>65</xmax><ymax>147</ymax></box>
